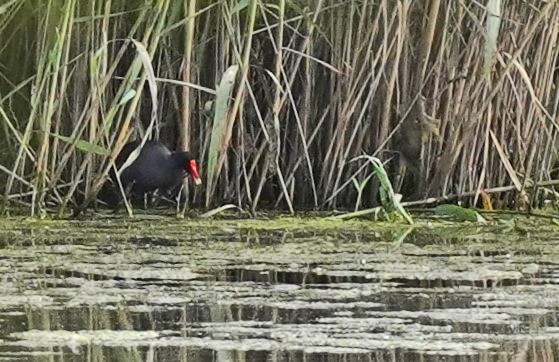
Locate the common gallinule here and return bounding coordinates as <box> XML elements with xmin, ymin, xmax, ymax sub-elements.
<box><xmin>107</xmin><ymin>140</ymin><xmax>201</xmax><ymax>204</ymax></box>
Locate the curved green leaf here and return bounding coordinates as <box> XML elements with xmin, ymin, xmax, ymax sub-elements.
<box><xmin>232</xmin><ymin>0</ymin><xmax>249</xmax><ymax>14</ymax></box>
<box><xmin>52</xmin><ymin>134</ymin><xmax>109</xmax><ymax>156</ymax></box>
<box><xmin>206</xmin><ymin>65</ymin><xmax>239</xmax><ymax>194</ymax></box>
<box><xmin>118</xmin><ymin>89</ymin><xmax>137</xmax><ymax>106</ymax></box>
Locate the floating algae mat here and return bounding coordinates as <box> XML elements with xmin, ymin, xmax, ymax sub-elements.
<box><xmin>0</xmin><ymin>215</ymin><xmax>558</xmax><ymax>361</ymax></box>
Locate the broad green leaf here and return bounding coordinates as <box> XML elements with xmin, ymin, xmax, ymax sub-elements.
<box><xmin>118</xmin><ymin>89</ymin><xmax>137</xmax><ymax>106</ymax></box>
<box><xmin>48</xmin><ymin>29</ymin><xmax>62</xmax><ymax>66</ymax></box>
<box><xmin>350</xmin><ymin>155</ymin><xmax>413</xmax><ymax>224</ymax></box>
<box><xmin>52</xmin><ymin>134</ymin><xmax>109</xmax><ymax>155</ymax></box>
<box><xmin>206</xmin><ymin>65</ymin><xmax>239</xmax><ymax>193</ymax></box>
<box><xmin>48</xmin><ymin>43</ymin><xmax>59</xmax><ymax>66</ymax></box>
<box><xmin>232</xmin><ymin>0</ymin><xmax>249</xmax><ymax>14</ymax></box>
<box><xmin>434</xmin><ymin>204</ymin><xmax>486</xmax><ymax>223</ymax></box>
<box><xmin>130</xmin><ymin>38</ymin><xmax>158</xmax><ymax>139</ymax></box>
<box><xmin>351</xmin><ymin>177</ymin><xmax>359</xmax><ymax>190</ymax></box>
<box><xmin>130</xmin><ymin>39</ymin><xmax>157</xmax><ymax>102</ymax></box>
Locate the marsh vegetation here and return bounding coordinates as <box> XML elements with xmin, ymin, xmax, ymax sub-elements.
<box><xmin>0</xmin><ymin>1</ymin><xmax>558</xmax><ymax>216</ymax></box>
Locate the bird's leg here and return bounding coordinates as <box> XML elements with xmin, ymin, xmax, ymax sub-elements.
<box><xmin>175</xmin><ymin>186</ymin><xmax>182</xmax><ymax>215</ymax></box>
<box><xmin>154</xmin><ymin>189</ymin><xmax>161</xmax><ymax>207</ymax></box>
<box><xmin>151</xmin><ymin>191</ymin><xmax>158</xmax><ymax>208</ymax></box>
<box><xmin>152</xmin><ymin>189</ymin><xmax>168</xmax><ymax>208</ymax></box>
<box><xmin>143</xmin><ymin>193</ymin><xmax>148</xmax><ymax>209</ymax></box>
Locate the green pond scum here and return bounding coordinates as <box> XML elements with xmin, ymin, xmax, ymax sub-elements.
<box><xmin>0</xmin><ymin>213</ymin><xmax>557</xmax><ymax>361</ymax></box>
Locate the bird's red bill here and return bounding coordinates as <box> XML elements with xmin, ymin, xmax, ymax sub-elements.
<box><xmin>189</xmin><ymin>160</ymin><xmax>202</xmax><ymax>185</ymax></box>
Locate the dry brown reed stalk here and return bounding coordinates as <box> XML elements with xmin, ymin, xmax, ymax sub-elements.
<box><xmin>0</xmin><ymin>0</ymin><xmax>558</xmax><ymax>216</ymax></box>
<box><xmin>176</xmin><ymin>0</ymin><xmax>197</xmax><ymax>217</ymax></box>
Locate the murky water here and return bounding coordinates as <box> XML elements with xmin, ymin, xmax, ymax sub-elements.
<box><xmin>0</xmin><ymin>216</ymin><xmax>558</xmax><ymax>361</ymax></box>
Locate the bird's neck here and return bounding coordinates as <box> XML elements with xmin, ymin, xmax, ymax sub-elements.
<box><xmin>170</xmin><ymin>152</ymin><xmax>188</xmax><ymax>168</ymax></box>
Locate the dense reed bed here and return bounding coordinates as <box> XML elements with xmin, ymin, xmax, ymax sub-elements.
<box><xmin>0</xmin><ymin>0</ymin><xmax>558</xmax><ymax>216</ymax></box>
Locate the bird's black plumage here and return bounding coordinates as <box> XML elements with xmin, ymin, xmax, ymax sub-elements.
<box><xmin>100</xmin><ymin>140</ymin><xmax>200</xmax><ymax>208</ymax></box>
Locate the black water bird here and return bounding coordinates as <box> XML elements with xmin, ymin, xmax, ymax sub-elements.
<box><xmin>103</xmin><ymin>140</ymin><xmax>201</xmax><ymax>207</ymax></box>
